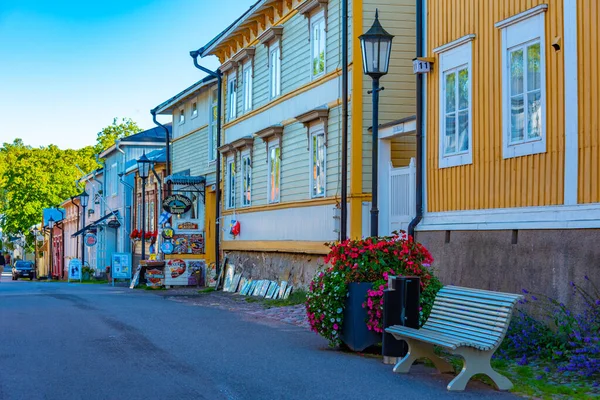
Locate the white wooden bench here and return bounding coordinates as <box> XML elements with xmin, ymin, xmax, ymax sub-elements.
<box><xmin>385</xmin><ymin>285</ymin><xmax>522</xmax><ymax>391</ymax></box>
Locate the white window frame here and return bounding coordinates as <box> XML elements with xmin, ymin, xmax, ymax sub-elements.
<box><xmin>226</xmin><ymin>157</ymin><xmax>236</xmax><ymax>209</ymax></box>
<box><xmin>309</xmin><ymin>126</ymin><xmax>326</xmax><ymax>198</ymax></box>
<box><xmin>267</xmin><ymin>141</ymin><xmax>281</xmax><ymax>204</ymax></box>
<box><xmin>179</xmin><ymin>108</ymin><xmax>185</xmax><ymax>125</ymax></box>
<box><xmin>437</xmin><ymin>40</ymin><xmax>473</xmax><ymax>169</ymax></box>
<box><xmin>191</xmin><ymin>100</ymin><xmax>198</xmax><ymax>119</ymax></box>
<box><xmin>242</xmin><ymin>62</ymin><xmax>253</xmax><ymax>112</ymax></box>
<box><xmin>241</xmin><ymin>151</ymin><xmax>252</xmax><ymax>207</ymax></box>
<box><xmin>499</xmin><ymin>10</ymin><xmax>547</xmax><ymax>159</ymax></box>
<box><xmin>208</xmin><ymin>88</ymin><xmax>218</xmax><ymax>162</ymax></box>
<box><xmin>269</xmin><ymin>41</ymin><xmax>281</xmax><ymax>99</ymax></box>
<box><xmin>310</xmin><ymin>11</ymin><xmax>326</xmax><ymax>79</ymax></box>
<box><xmin>227</xmin><ymin>73</ymin><xmax>237</xmax><ymax>121</ymax></box>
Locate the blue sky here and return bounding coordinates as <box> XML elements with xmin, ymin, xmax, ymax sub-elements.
<box><xmin>0</xmin><ymin>0</ymin><xmax>255</xmax><ymax>149</ymax></box>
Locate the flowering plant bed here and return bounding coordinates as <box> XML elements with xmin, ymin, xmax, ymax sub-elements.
<box><xmin>306</xmin><ymin>232</ymin><xmax>442</xmax><ymax>347</ymax></box>
<box><xmin>129</xmin><ymin>229</ymin><xmax>142</xmax><ymax>240</ymax></box>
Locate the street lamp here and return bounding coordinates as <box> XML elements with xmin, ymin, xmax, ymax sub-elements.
<box><xmin>359</xmin><ymin>9</ymin><xmax>394</xmax><ymax>237</ymax></box>
<box><xmin>137</xmin><ymin>153</ymin><xmax>153</xmax><ymax>261</ymax></box>
<box><xmin>32</xmin><ymin>226</ymin><xmax>39</xmax><ymax>279</ymax></box>
<box><xmin>48</xmin><ymin>216</ymin><xmax>55</xmax><ymax>280</ymax></box>
<box><xmin>79</xmin><ymin>190</ymin><xmax>90</xmax><ymax>267</ymax></box>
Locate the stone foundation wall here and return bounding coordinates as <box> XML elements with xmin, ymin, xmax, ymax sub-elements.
<box><xmin>223</xmin><ymin>251</ymin><xmax>326</xmax><ymax>289</ymax></box>
<box><xmin>415</xmin><ymin>229</ymin><xmax>600</xmax><ymax>308</ymax></box>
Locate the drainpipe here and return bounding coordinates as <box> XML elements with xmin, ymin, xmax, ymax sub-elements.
<box><xmin>340</xmin><ymin>0</ymin><xmax>348</xmax><ymax>241</ymax></box>
<box><xmin>70</xmin><ymin>197</ymin><xmax>80</xmax><ymax>259</ymax></box>
<box><xmin>408</xmin><ymin>0</ymin><xmax>424</xmax><ymax>237</ymax></box>
<box><xmin>151</xmin><ymin>108</ymin><xmax>171</xmax><ymax>194</ymax></box>
<box><xmin>190</xmin><ymin>49</ymin><xmax>222</xmax><ymax>278</ymax></box>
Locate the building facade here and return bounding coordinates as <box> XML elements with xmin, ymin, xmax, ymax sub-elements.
<box><xmin>195</xmin><ymin>0</ymin><xmax>418</xmax><ymax>285</ymax></box>
<box><xmin>415</xmin><ymin>0</ymin><xmax>599</xmax><ymax>303</ymax></box>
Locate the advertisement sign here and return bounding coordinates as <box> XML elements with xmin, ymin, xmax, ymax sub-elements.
<box><xmin>68</xmin><ymin>259</ymin><xmax>82</xmax><ymax>281</ymax></box>
<box><xmin>84</xmin><ymin>233</ymin><xmax>97</xmax><ymax>247</ymax></box>
<box><xmin>112</xmin><ymin>253</ymin><xmax>132</xmax><ymax>280</ymax></box>
<box><xmin>162</xmin><ymin>194</ymin><xmax>193</xmax><ymax>215</ymax></box>
<box><xmin>165</xmin><ymin>259</ymin><xmax>190</xmax><ymax>286</ymax></box>
<box><xmin>161</xmin><ymin>241</ymin><xmax>174</xmax><ymax>254</ymax></box>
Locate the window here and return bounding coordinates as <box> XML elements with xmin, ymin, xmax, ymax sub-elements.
<box><xmin>311</xmin><ymin>12</ymin><xmax>326</xmax><ymax>77</ymax></box>
<box><xmin>310</xmin><ymin>130</ymin><xmax>326</xmax><ymax>197</ymax></box>
<box><xmin>110</xmin><ymin>162</ymin><xmax>118</xmax><ymax>195</ymax></box>
<box><xmin>227</xmin><ymin>158</ymin><xmax>236</xmax><ymax>209</ymax></box>
<box><xmin>179</xmin><ymin>108</ymin><xmax>185</xmax><ymax>125</ymax></box>
<box><xmin>241</xmin><ymin>153</ymin><xmax>251</xmax><ymax>206</ymax></box>
<box><xmin>268</xmin><ymin>143</ymin><xmax>280</xmax><ymax>203</ymax></box>
<box><xmin>269</xmin><ymin>42</ymin><xmax>281</xmax><ymax>99</ymax></box>
<box><xmin>499</xmin><ymin>10</ymin><xmax>546</xmax><ymax>159</ymax></box>
<box><xmin>209</xmin><ymin>88</ymin><xmax>218</xmax><ymax>161</ymax></box>
<box><xmin>227</xmin><ymin>74</ymin><xmax>237</xmax><ymax>120</ymax></box>
<box><xmin>191</xmin><ymin>101</ymin><xmax>198</xmax><ymax>118</ymax></box>
<box><xmin>243</xmin><ymin>62</ymin><xmax>253</xmax><ymax>112</ymax></box>
<box><xmin>437</xmin><ymin>40</ymin><xmax>473</xmax><ymax>168</ymax></box>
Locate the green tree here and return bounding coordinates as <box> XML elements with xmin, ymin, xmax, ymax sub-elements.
<box><xmin>95</xmin><ymin>117</ymin><xmax>142</xmax><ymax>153</ymax></box>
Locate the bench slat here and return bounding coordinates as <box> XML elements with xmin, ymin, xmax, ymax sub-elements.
<box><xmin>430</xmin><ymin>296</ymin><xmax>514</xmax><ymax>313</ymax></box>
<box><xmin>433</xmin><ymin>301</ymin><xmax>511</xmax><ymax>319</ymax></box>
<box><xmin>431</xmin><ymin>307</ymin><xmax>510</xmax><ymax>327</ymax></box>
<box><xmin>386</xmin><ymin>325</ymin><xmax>495</xmax><ymax>351</ymax></box>
<box><xmin>428</xmin><ymin>311</ymin><xmax>508</xmax><ymax>332</ymax></box>
<box><xmin>436</xmin><ymin>292</ymin><xmax>518</xmax><ymax>308</ymax></box>
<box><xmin>426</xmin><ymin>317</ymin><xmax>504</xmax><ymax>338</ymax></box>
<box><xmin>419</xmin><ymin>328</ymin><xmax>498</xmax><ymax>350</ymax></box>
<box><xmin>443</xmin><ymin>285</ymin><xmax>523</xmax><ymax>301</ymax></box>
<box><xmin>422</xmin><ymin>324</ymin><xmax>500</xmax><ymax>347</ymax></box>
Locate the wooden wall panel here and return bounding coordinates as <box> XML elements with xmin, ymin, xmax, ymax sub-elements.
<box><xmin>426</xmin><ymin>0</ymin><xmax>565</xmax><ymax>212</ymax></box>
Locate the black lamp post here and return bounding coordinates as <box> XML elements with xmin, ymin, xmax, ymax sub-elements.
<box><xmin>359</xmin><ymin>10</ymin><xmax>394</xmax><ymax>237</ymax></box>
<box><xmin>32</xmin><ymin>227</ymin><xmax>39</xmax><ymax>279</ymax></box>
<box><xmin>48</xmin><ymin>216</ymin><xmax>55</xmax><ymax>280</ymax></box>
<box><xmin>137</xmin><ymin>153</ymin><xmax>153</xmax><ymax>261</ymax></box>
<box><xmin>79</xmin><ymin>190</ymin><xmax>89</xmax><ymax>267</ymax></box>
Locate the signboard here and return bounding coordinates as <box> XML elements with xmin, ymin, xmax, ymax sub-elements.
<box><xmin>112</xmin><ymin>253</ymin><xmax>132</xmax><ymax>280</ymax></box>
<box><xmin>84</xmin><ymin>233</ymin><xmax>97</xmax><ymax>247</ymax></box>
<box><xmin>161</xmin><ymin>241</ymin><xmax>174</xmax><ymax>254</ymax></box>
<box><xmin>162</xmin><ymin>194</ymin><xmax>193</xmax><ymax>215</ymax></box>
<box><xmin>68</xmin><ymin>259</ymin><xmax>82</xmax><ymax>281</ymax></box>
<box><xmin>130</xmin><ymin>265</ymin><xmax>141</xmax><ymax>289</ymax></box>
<box><xmin>107</xmin><ymin>219</ymin><xmax>121</xmax><ymax>229</ymax></box>
<box><xmin>177</xmin><ymin>221</ymin><xmax>199</xmax><ymax>230</ymax></box>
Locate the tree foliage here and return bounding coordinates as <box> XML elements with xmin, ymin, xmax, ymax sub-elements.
<box><xmin>0</xmin><ymin>139</ymin><xmax>98</xmax><ymax>240</ymax></box>
<box><xmin>95</xmin><ymin>117</ymin><xmax>142</xmax><ymax>153</ymax></box>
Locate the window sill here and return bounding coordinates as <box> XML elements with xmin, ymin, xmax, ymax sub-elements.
<box><xmin>503</xmin><ymin>139</ymin><xmax>546</xmax><ymax>159</ymax></box>
<box><xmin>191</xmin><ymin>114</ymin><xmax>198</xmax><ymax>120</ymax></box>
<box><xmin>439</xmin><ymin>152</ymin><xmax>473</xmax><ymax>169</ymax></box>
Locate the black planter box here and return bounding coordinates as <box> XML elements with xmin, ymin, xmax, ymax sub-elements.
<box><xmin>340</xmin><ymin>282</ymin><xmax>382</xmax><ymax>351</ymax></box>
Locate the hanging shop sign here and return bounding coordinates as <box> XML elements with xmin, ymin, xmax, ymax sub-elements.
<box><xmin>162</xmin><ymin>194</ymin><xmax>193</xmax><ymax>215</ymax></box>
<box><xmin>161</xmin><ymin>241</ymin><xmax>174</xmax><ymax>254</ymax></box>
<box><xmin>177</xmin><ymin>221</ymin><xmax>198</xmax><ymax>230</ymax></box>
<box><xmin>162</xmin><ymin>227</ymin><xmax>174</xmax><ymax>239</ymax></box>
<box><xmin>84</xmin><ymin>233</ymin><xmax>97</xmax><ymax>247</ymax></box>
<box><xmin>107</xmin><ymin>219</ymin><xmax>121</xmax><ymax>229</ymax></box>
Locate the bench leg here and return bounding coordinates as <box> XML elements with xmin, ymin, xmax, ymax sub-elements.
<box><xmin>447</xmin><ymin>348</ymin><xmax>513</xmax><ymax>391</ymax></box>
<box><xmin>393</xmin><ymin>339</ymin><xmax>454</xmax><ymax>374</ymax></box>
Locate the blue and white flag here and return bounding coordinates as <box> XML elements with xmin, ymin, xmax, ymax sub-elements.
<box><xmin>158</xmin><ymin>211</ymin><xmax>171</xmax><ymax>226</ymax></box>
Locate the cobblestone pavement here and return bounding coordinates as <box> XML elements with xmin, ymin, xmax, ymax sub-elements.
<box><xmin>159</xmin><ymin>288</ymin><xmax>311</xmax><ymax>330</ymax></box>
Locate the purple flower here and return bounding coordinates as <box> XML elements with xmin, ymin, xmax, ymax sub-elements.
<box><xmin>570</xmin><ymin>281</ymin><xmax>575</xmax><ymax>287</ymax></box>
<box><xmin>531</xmin><ymin>295</ymin><xmax>538</xmax><ymax>301</ymax></box>
<box><xmin>584</xmin><ymin>275</ymin><xmax>589</xmax><ymax>281</ymax></box>
<box><xmin>595</xmin><ymin>299</ymin><xmax>600</xmax><ymax>306</ymax></box>
<box><xmin>544</xmin><ymin>367</ymin><xmax>551</xmax><ymax>373</ymax></box>
<box><xmin>518</xmin><ymin>355</ymin><xmax>528</xmax><ymax>366</ymax></box>
<box><xmin>522</xmin><ymin>289</ymin><xmax>529</xmax><ymax>294</ymax></box>
<box><xmin>535</xmin><ymin>375</ymin><xmax>544</xmax><ymax>380</ymax></box>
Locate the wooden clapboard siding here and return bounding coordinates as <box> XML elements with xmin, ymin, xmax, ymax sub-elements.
<box><xmin>362</xmin><ymin>0</ymin><xmax>417</xmax><ymax>193</ymax></box>
<box><xmin>282</xmin><ymin>11</ymin><xmax>310</xmax><ymax>94</ymax></box>
<box><xmin>426</xmin><ymin>0</ymin><xmax>565</xmax><ymax>212</ymax></box>
<box><xmin>577</xmin><ymin>0</ymin><xmax>600</xmax><ymax>203</ymax></box>
<box><xmin>391</xmin><ymin>134</ymin><xmax>416</xmax><ymax>167</ymax></box>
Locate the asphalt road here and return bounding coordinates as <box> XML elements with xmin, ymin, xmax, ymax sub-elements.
<box><xmin>0</xmin><ymin>274</ymin><xmax>517</xmax><ymax>400</ymax></box>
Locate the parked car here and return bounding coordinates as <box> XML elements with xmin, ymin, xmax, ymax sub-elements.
<box><xmin>12</xmin><ymin>261</ymin><xmax>34</xmax><ymax>280</ymax></box>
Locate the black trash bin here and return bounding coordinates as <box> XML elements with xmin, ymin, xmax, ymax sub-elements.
<box><xmin>382</xmin><ymin>276</ymin><xmax>420</xmax><ymax>364</ymax></box>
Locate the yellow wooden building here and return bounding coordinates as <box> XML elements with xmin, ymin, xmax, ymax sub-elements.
<box><xmin>415</xmin><ymin>0</ymin><xmax>600</xmax><ymax>301</ymax></box>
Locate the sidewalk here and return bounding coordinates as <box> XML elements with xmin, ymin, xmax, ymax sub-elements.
<box><xmin>159</xmin><ymin>288</ymin><xmax>310</xmax><ymax>329</ymax></box>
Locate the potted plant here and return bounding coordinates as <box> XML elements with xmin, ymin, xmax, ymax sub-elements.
<box><xmin>306</xmin><ymin>232</ymin><xmax>442</xmax><ymax>350</ymax></box>
<box><xmin>129</xmin><ymin>229</ymin><xmax>141</xmax><ymax>241</ymax></box>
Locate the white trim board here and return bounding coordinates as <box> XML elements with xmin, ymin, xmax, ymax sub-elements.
<box><xmin>563</xmin><ymin>0</ymin><xmax>578</xmax><ymax>205</ymax></box>
<box><xmin>433</xmin><ymin>34</ymin><xmax>476</xmax><ymax>54</ymax></box>
<box><xmin>418</xmin><ymin>203</ymin><xmax>600</xmax><ymax>231</ymax></box>
<box><xmin>495</xmin><ymin>4</ymin><xmax>548</xmax><ymax>28</ymax></box>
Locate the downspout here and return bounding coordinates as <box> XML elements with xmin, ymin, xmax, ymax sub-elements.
<box><xmin>56</xmin><ymin>222</ymin><xmax>65</xmax><ymax>279</ymax></box>
<box><xmin>190</xmin><ymin>49</ymin><xmax>222</xmax><ymax>278</ymax></box>
<box><xmin>408</xmin><ymin>0</ymin><xmax>424</xmax><ymax>237</ymax></box>
<box><xmin>70</xmin><ymin>197</ymin><xmax>80</xmax><ymax>259</ymax></box>
<box><xmin>151</xmin><ymin>108</ymin><xmax>171</xmax><ymax>193</ymax></box>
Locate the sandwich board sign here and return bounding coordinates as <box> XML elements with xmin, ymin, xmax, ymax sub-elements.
<box><xmin>68</xmin><ymin>259</ymin><xmax>82</xmax><ymax>283</ymax></box>
<box><xmin>112</xmin><ymin>252</ymin><xmax>132</xmax><ymax>287</ymax></box>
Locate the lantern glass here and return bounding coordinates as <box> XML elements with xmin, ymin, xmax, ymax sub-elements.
<box><xmin>79</xmin><ymin>190</ymin><xmax>90</xmax><ymax>207</ymax></box>
<box><xmin>137</xmin><ymin>153</ymin><xmax>153</xmax><ymax>179</ymax></box>
<box><xmin>48</xmin><ymin>217</ymin><xmax>55</xmax><ymax>229</ymax></box>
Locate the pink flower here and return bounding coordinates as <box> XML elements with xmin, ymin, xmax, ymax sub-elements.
<box><xmin>333</xmin><ymin>323</ymin><xmax>339</xmax><ymax>330</ymax></box>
